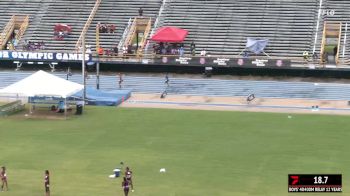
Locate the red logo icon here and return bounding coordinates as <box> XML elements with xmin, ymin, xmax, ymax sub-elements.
<box><xmin>291</xmin><ymin>176</ymin><xmax>299</xmax><ymax>185</ymax></box>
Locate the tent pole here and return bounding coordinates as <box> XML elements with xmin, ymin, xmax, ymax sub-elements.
<box><xmin>29</xmin><ymin>97</ymin><xmax>32</xmax><ymax>115</ymax></box>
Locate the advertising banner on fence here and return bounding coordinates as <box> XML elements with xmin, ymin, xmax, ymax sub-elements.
<box><xmin>154</xmin><ymin>56</ymin><xmax>291</xmax><ymax>68</ymax></box>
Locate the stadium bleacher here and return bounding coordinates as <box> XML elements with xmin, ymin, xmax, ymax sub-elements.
<box><xmin>85</xmin><ymin>0</ymin><xmax>162</xmax><ymax>53</ymax></box>
<box><xmin>159</xmin><ymin>0</ymin><xmax>319</xmax><ymax>57</ymax></box>
<box><xmin>321</xmin><ymin>0</ymin><xmax>350</xmax><ymax>62</ymax></box>
<box><xmin>20</xmin><ymin>0</ymin><xmax>96</xmax><ymax>52</ymax></box>
<box><xmin>0</xmin><ymin>0</ymin><xmax>349</xmax><ymax>63</ymax></box>
<box><xmin>0</xmin><ymin>0</ymin><xmax>42</xmax><ymax>29</ymax></box>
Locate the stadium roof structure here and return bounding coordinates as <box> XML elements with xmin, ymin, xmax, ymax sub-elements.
<box><xmin>0</xmin><ymin>70</ymin><xmax>83</xmax><ymax>98</ymax></box>
<box><xmin>150</xmin><ymin>26</ymin><xmax>188</xmax><ymax>43</ymax></box>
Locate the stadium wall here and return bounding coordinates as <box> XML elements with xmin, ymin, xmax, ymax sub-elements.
<box><xmin>1</xmin><ymin>60</ymin><xmax>350</xmax><ymax>79</ymax></box>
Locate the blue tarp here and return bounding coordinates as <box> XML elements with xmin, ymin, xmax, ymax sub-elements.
<box><xmin>246</xmin><ymin>38</ymin><xmax>269</xmax><ymax>54</ymax></box>
<box><xmin>71</xmin><ymin>87</ymin><xmax>131</xmax><ymax>106</ymax></box>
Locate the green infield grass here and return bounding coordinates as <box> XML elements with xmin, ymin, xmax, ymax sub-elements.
<box><xmin>0</xmin><ymin>107</ymin><xmax>349</xmax><ymax>196</ymax></box>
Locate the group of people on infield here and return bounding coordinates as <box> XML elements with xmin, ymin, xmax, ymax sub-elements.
<box><xmin>1</xmin><ymin>166</ymin><xmax>50</xmax><ymax>195</ymax></box>
<box><xmin>0</xmin><ymin>166</ymin><xmax>50</xmax><ymax>196</ymax></box>
<box><xmin>0</xmin><ymin>165</ymin><xmax>134</xmax><ymax>195</ymax></box>
<box><xmin>122</xmin><ymin>166</ymin><xmax>134</xmax><ymax>196</ymax></box>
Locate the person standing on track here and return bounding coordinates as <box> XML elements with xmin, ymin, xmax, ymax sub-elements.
<box><xmin>44</xmin><ymin>170</ymin><xmax>50</xmax><ymax>196</ymax></box>
<box><xmin>118</xmin><ymin>73</ymin><xmax>124</xmax><ymax>89</ymax></box>
<box><xmin>1</xmin><ymin>166</ymin><xmax>8</xmax><ymax>191</ymax></box>
<box><xmin>165</xmin><ymin>73</ymin><xmax>169</xmax><ymax>86</ymax></box>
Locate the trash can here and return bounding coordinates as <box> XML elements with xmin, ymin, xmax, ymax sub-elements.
<box><xmin>113</xmin><ymin>168</ymin><xmax>121</xmax><ymax>177</ymax></box>
<box><xmin>76</xmin><ymin>104</ymin><xmax>83</xmax><ymax>115</ymax></box>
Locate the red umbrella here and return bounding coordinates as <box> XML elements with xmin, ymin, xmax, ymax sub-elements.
<box><xmin>150</xmin><ymin>26</ymin><xmax>188</xmax><ymax>43</ymax></box>
<box><xmin>54</xmin><ymin>24</ymin><xmax>72</xmax><ymax>32</ymax></box>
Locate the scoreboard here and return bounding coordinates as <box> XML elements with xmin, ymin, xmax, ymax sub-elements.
<box><xmin>288</xmin><ymin>174</ymin><xmax>342</xmax><ymax>193</ymax></box>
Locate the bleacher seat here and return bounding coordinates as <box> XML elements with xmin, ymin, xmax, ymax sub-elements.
<box><xmin>0</xmin><ymin>0</ymin><xmax>349</xmax><ymax>63</ymax></box>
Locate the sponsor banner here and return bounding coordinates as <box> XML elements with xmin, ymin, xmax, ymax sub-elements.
<box><xmin>0</xmin><ymin>51</ymin><xmax>92</xmax><ymax>62</ymax></box>
<box><xmin>154</xmin><ymin>56</ymin><xmax>291</xmax><ymax>68</ymax></box>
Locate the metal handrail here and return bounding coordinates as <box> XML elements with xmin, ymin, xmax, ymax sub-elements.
<box><xmin>118</xmin><ymin>18</ymin><xmax>133</xmax><ymax>52</ymax></box>
<box><xmin>75</xmin><ymin>0</ymin><xmax>101</xmax><ymax>50</ymax></box>
<box><xmin>145</xmin><ymin>0</ymin><xmax>167</xmax><ymax>52</ymax></box>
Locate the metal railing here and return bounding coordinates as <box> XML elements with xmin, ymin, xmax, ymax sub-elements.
<box><xmin>0</xmin><ymin>16</ymin><xmax>15</xmax><ymax>49</ymax></box>
<box><xmin>15</xmin><ymin>15</ymin><xmax>29</xmax><ymax>42</ymax></box>
<box><xmin>118</xmin><ymin>18</ymin><xmax>133</xmax><ymax>53</ymax></box>
<box><xmin>75</xmin><ymin>0</ymin><xmax>101</xmax><ymax>50</ymax></box>
<box><xmin>145</xmin><ymin>0</ymin><xmax>167</xmax><ymax>53</ymax></box>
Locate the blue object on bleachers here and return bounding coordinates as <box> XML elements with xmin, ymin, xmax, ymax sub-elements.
<box><xmin>71</xmin><ymin>87</ymin><xmax>131</xmax><ymax>106</ymax></box>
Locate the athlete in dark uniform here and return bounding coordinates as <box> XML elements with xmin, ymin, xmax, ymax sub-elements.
<box><xmin>122</xmin><ymin>177</ymin><xmax>130</xmax><ymax>196</ymax></box>
<box><xmin>1</xmin><ymin>166</ymin><xmax>8</xmax><ymax>191</ymax></box>
<box><xmin>125</xmin><ymin>167</ymin><xmax>134</xmax><ymax>192</ymax></box>
<box><xmin>44</xmin><ymin>170</ymin><xmax>50</xmax><ymax>196</ymax></box>
<box><xmin>246</xmin><ymin>94</ymin><xmax>255</xmax><ymax>104</ymax></box>
<box><xmin>118</xmin><ymin>73</ymin><xmax>124</xmax><ymax>89</ymax></box>
<box><xmin>165</xmin><ymin>73</ymin><xmax>169</xmax><ymax>86</ymax></box>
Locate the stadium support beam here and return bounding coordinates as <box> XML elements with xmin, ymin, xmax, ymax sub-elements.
<box><xmin>313</xmin><ymin>0</ymin><xmax>323</xmax><ymax>54</ymax></box>
<box><xmin>342</xmin><ymin>23</ymin><xmax>348</xmax><ymax>59</ymax></box>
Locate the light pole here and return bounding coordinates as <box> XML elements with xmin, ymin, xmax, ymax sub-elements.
<box><xmin>82</xmin><ymin>35</ymin><xmax>86</xmax><ymax>105</ymax></box>
<box><xmin>96</xmin><ymin>62</ymin><xmax>100</xmax><ymax>89</ymax></box>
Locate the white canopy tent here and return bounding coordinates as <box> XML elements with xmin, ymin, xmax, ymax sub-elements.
<box><xmin>0</xmin><ymin>70</ymin><xmax>83</xmax><ymax>98</ymax></box>
<box><xmin>0</xmin><ymin>70</ymin><xmax>84</xmax><ymax>117</ymax></box>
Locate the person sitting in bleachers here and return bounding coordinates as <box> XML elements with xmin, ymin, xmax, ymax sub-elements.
<box><xmin>113</xmin><ymin>45</ymin><xmax>119</xmax><ymax>56</ymax></box>
<box><xmin>98</xmin><ymin>47</ymin><xmax>104</xmax><ymax>56</ymax></box>
<box><xmin>101</xmin><ymin>24</ymin><xmax>107</xmax><ymax>33</ymax></box>
<box><xmin>123</xmin><ymin>46</ymin><xmax>127</xmax><ymax>55</ymax></box>
<box><xmin>243</xmin><ymin>51</ymin><xmax>249</xmax><ymax>58</ymax></box>
<box><xmin>200</xmin><ymin>49</ymin><xmax>207</xmax><ymax>56</ymax></box>
<box><xmin>127</xmin><ymin>44</ymin><xmax>132</xmax><ymax>54</ymax></box>
<box><xmin>86</xmin><ymin>45</ymin><xmax>92</xmax><ymax>54</ymax></box>
<box><xmin>109</xmin><ymin>24</ymin><xmax>116</xmax><ymax>33</ymax></box>
<box><xmin>138</xmin><ymin>8</ymin><xmax>143</xmax><ymax>16</ymax></box>
<box><xmin>23</xmin><ymin>41</ymin><xmax>45</xmax><ymax>51</ymax></box>
<box><xmin>105</xmin><ymin>49</ymin><xmax>112</xmax><ymax>56</ymax></box>
<box><xmin>190</xmin><ymin>42</ymin><xmax>196</xmax><ymax>56</ymax></box>
<box><xmin>303</xmin><ymin>51</ymin><xmax>309</xmax><ymax>62</ymax></box>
